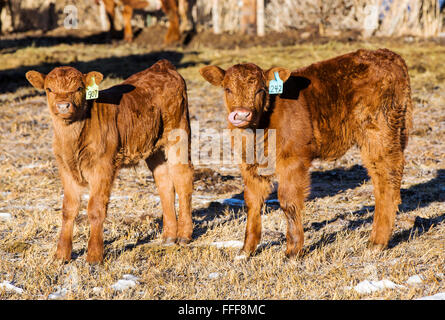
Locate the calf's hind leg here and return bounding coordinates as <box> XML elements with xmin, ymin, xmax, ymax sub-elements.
<box><xmin>360</xmin><ymin>133</ymin><xmax>405</xmax><ymax>248</ymax></box>
<box><xmin>146</xmin><ymin>151</ymin><xmax>178</xmax><ymax>244</ymax></box>
<box><xmin>169</xmin><ymin>162</ymin><xmax>194</xmax><ymax>244</ymax></box>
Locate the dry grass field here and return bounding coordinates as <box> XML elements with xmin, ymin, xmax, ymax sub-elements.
<box><xmin>0</xmin><ymin>30</ymin><xmax>444</xmax><ymax>300</ymax></box>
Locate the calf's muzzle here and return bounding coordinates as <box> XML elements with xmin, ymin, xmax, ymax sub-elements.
<box><xmin>56</xmin><ymin>102</ymin><xmax>72</xmax><ymax>114</ymax></box>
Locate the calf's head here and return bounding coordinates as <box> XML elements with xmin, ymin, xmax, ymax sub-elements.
<box><xmin>26</xmin><ymin>67</ymin><xmax>103</xmax><ymax>122</ymax></box>
<box><xmin>200</xmin><ymin>63</ymin><xmax>290</xmax><ymax>128</ymax></box>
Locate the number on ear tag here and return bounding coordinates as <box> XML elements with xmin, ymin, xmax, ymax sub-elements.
<box><xmin>269</xmin><ymin>71</ymin><xmax>283</xmax><ymax>95</ymax></box>
<box><xmin>86</xmin><ymin>76</ymin><xmax>99</xmax><ymax>100</ymax></box>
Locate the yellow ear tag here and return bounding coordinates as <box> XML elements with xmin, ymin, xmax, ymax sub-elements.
<box><xmin>86</xmin><ymin>76</ymin><xmax>99</xmax><ymax>100</ymax></box>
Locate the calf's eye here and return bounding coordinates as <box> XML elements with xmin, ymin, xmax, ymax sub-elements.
<box><xmin>77</xmin><ymin>87</ymin><xmax>83</xmax><ymax>92</ymax></box>
<box><xmin>46</xmin><ymin>88</ymin><xmax>52</xmax><ymax>93</ymax></box>
<box><xmin>225</xmin><ymin>88</ymin><xmax>232</xmax><ymax>94</ymax></box>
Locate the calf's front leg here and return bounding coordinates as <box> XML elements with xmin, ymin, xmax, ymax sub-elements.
<box><xmin>277</xmin><ymin>159</ymin><xmax>310</xmax><ymax>258</ymax></box>
<box><xmin>85</xmin><ymin>167</ymin><xmax>115</xmax><ymax>264</ymax></box>
<box><xmin>55</xmin><ymin>167</ymin><xmax>82</xmax><ymax>261</ymax></box>
<box><xmin>240</xmin><ymin>166</ymin><xmax>272</xmax><ymax>256</ymax></box>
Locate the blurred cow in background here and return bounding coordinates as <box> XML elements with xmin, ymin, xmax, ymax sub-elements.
<box><xmin>95</xmin><ymin>0</ymin><xmax>194</xmax><ymax>44</ymax></box>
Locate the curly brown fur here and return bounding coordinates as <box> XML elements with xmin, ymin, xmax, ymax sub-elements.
<box><xmin>200</xmin><ymin>49</ymin><xmax>413</xmax><ymax>257</ymax></box>
<box><xmin>26</xmin><ymin>59</ymin><xmax>194</xmax><ymax>263</ymax></box>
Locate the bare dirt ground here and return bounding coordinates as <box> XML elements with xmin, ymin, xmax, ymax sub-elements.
<box><xmin>0</xmin><ymin>28</ymin><xmax>444</xmax><ymax>299</ymax></box>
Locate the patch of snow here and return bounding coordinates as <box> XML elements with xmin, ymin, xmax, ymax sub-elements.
<box><xmin>111</xmin><ymin>274</ymin><xmax>139</xmax><ymax>291</ymax></box>
<box><xmin>61</xmin><ymin>265</ymin><xmax>79</xmax><ymax>292</ymax></box>
<box><xmin>194</xmin><ymin>195</ymin><xmax>215</xmax><ymax>199</ymax></box>
<box><xmin>234</xmin><ymin>254</ymin><xmax>248</xmax><ymax>261</ymax></box>
<box><xmin>218</xmin><ymin>198</ymin><xmax>280</xmax><ymax>207</ymax></box>
<box><xmin>48</xmin><ymin>287</ymin><xmax>68</xmax><ymax>300</ymax></box>
<box><xmin>111</xmin><ymin>279</ymin><xmax>137</xmax><ymax>291</ymax></box>
<box><xmin>348</xmin><ymin>279</ymin><xmax>405</xmax><ymax>294</ymax></box>
<box><xmin>211</xmin><ymin>240</ymin><xmax>244</xmax><ymax>249</ymax></box>
<box><xmin>218</xmin><ymin>167</ymin><xmax>236</xmax><ymax>172</ymax></box>
<box><xmin>0</xmin><ymin>212</ymin><xmax>12</xmax><ymax>220</ymax></box>
<box><xmin>417</xmin><ymin>292</ymin><xmax>445</xmax><ymax>300</ymax></box>
<box><xmin>0</xmin><ymin>281</ymin><xmax>24</xmax><ymax>294</ymax></box>
<box><xmin>109</xmin><ymin>195</ymin><xmax>130</xmax><ymax>201</ymax></box>
<box><xmin>122</xmin><ymin>274</ymin><xmax>139</xmax><ymax>282</ymax></box>
<box><xmin>21</xmin><ymin>163</ymin><xmax>41</xmax><ymax>169</ymax></box>
<box><xmin>208</xmin><ymin>272</ymin><xmax>220</xmax><ymax>279</ymax></box>
<box><xmin>92</xmin><ymin>287</ymin><xmax>103</xmax><ymax>294</ymax></box>
<box><xmin>406</xmin><ymin>275</ymin><xmax>423</xmax><ymax>285</ymax></box>
<box><xmin>193</xmin><ymin>195</ymin><xmax>217</xmax><ymax>205</ymax></box>
<box><xmin>3</xmin><ymin>204</ymin><xmax>50</xmax><ymax>211</ymax></box>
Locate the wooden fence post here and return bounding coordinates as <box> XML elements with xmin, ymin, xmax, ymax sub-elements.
<box><xmin>98</xmin><ymin>0</ymin><xmax>109</xmax><ymax>31</ymax></box>
<box><xmin>212</xmin><ymin>0</ymin><xmax>221</xmax><ymax>34</ymax></box>
<box><xmin>257</xmin><ymin>0</ymin><xmax>264</xmax><ymax>36</ymax></box>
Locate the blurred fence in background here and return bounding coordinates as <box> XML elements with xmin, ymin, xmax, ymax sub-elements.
<box><xmin>0</xmin><ymin>0</ymin><xmax>444</xmax><ymax>37</ymax></box>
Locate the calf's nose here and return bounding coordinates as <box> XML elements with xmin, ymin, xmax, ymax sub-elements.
<box><xmin>56</xmin><ymin>102</ymin><xmax>71</xmax><ymax>114</ymax></box>
<box><xmin>235</xmin><ymin>111</ymin><xmax>252</xmax><ymax>121</ymax></box>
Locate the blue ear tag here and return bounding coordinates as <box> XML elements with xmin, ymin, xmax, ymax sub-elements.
<box><xmin>269</xmin><ymin>71</ymin><xmax>283</xmax><ymax>95</ymax></box>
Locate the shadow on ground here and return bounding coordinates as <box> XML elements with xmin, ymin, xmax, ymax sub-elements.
<box><xmin>0</xmin><ymin>31</ymin><xmax>118</xmax><ymax>52</ymax></box>
<box><xmin>189</xmin><ymin>167</ymin><xmax>444</xmax><ymax>255</ymax></box>
<box><xmin>190</xmin><ymin>164</ymin><xmax>370</xmax><ymax>239</ymax></box>
<box><xmin>0</xmin><ymin>49</ymin><xmax>205</xmax><ymax>93</ymax></box>
<box><xmin>83</xmin><ymin>166</ymin><xmax>443</xmax><ymax>260</ymax></box>
<box><xmin>306</xmin><ymin>169</ymin><xmax>445</xmax><ymax>253</ymax></box>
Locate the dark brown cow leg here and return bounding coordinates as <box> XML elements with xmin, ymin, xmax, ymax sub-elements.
<box><xmin>162</xmin><ymin>0</ymin><xmax>181</xmax><ymax>44</ymax></box>
<box><xmin>122</xmin><ymin>5</ymin><xmax>134</xmax><ymax>42</ymax></box>
<box><xmin>103</xmin><ymin>0</ymin><xmax>116</xmax><ymax>39</ymax></box>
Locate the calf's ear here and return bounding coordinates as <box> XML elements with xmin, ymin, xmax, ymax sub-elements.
<box><xmin>199</xmin><ymin>66</ymin><xmax>225</xmax><ymax>87</ymax></box>
<box><xmin>265</xmin><ymin>67</ymin><xmax>291</xmax><ymax>85</ymax></box>
<box><xmin>25</xmin><ymin>71</ymin><xmax>46</xmax><ymax>90</ymax></box>
<box><xmin>84</xmin><ymin>71</ymin><xmax>104</xmax><ymax>87</ymax></box>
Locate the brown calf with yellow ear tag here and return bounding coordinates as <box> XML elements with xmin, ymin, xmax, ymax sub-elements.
<box><xmin>24</xmin><ymin>61</ymin><xmax>194</xmax><ymax>264</ymax></box>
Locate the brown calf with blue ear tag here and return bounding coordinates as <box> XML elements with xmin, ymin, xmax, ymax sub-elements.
<box><xmin>26</xmin><ymin>60</ymin><xmax>194</xmax><ymax>264</ymax></box>
<box><xmin>200</xmin><ymin>49</ymin><xmax>413</xmax><ymax>258</ymax></box>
